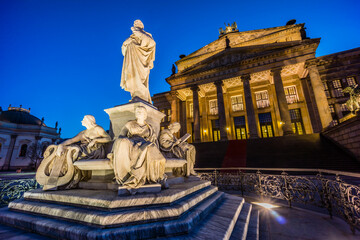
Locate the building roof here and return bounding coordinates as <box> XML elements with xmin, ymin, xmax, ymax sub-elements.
<box><xmin>0</xmin><ymin>107</ymin><xmax>46</xmax><ymax>126</ymax></box>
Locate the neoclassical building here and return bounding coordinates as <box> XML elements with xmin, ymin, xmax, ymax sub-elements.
<box><xmin>0</xmin><ymin>106</ymin><xmax>61</xmax><ymax>170</ymax></box>
<box><xmin>152</xmin><ymin>22</ymin><xmax>360</xmax><ymax>142</ymax></box>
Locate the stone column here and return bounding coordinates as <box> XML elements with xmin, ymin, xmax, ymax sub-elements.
<box><xmin>170</xmin><ymin>91</ymin><xmax>179</xmax><ymax>123</ymax></box>
<box><xmin>271</xmin><ymin>67</ymin><xmax>294</xmax><ymax>135</ymax></box>
<box><xmin>306</xmin><ymin>60</ymin><xmax>333</xmax><ymax>129</ymax></box>
<box><xmin>241</xmin><ymin>74</ymin><xmax>259</xmax><ymax>138</ymax></box>
<box><xmin>214</xmin><ymin>80</ymin><xmax>228</xmax><ymax>140</ymax></box>
<box><xmin>191</xmin><ymin>85</ymin><xmax>201</xmax><ymax>142</ymax></box>
<box><xmin>3</xmin><ymin>135</ymin><xmax>17</xmax><ymax>170</ymax></box>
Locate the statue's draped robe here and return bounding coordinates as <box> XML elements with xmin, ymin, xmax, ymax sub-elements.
<box><xmin>112</xmin><ymin>121</ymin><xmax>166</xmax><ymax>189</ymax></box>
<box><xmin>121</xmin><ymin>29</ymin><xmax>155</xmax><ymax>103</ymax></box>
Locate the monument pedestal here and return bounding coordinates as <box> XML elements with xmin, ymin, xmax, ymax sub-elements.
<box><xmin>105</xmin><ymin>98</ymin><xmax>165</xmax><ymax>139</ymax></box>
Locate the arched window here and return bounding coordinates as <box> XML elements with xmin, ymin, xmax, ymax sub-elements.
<box><xmin>19</xmin><ymin>144</ymin><xmax>28</xmax><ymax>157</ymax></box>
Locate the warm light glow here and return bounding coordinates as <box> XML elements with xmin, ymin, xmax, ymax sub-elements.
<box><xmin>279</xmin><ymin>121</ymin><xmax>285</xmax><ymax>125</ymax></box>
<box><xmin>226</xmin><ymin>127</ymin><xmax>230</xmax><ymax>131</ymax></box>
<box><xmin>203</xmin><ymin>130</ymin><xmax>207</xmax><ymax>133</ymax></box>
<box><xmin>251</xmin><ymin>202</ymin><xmax>279</xmax><ymax>209</ymax></box>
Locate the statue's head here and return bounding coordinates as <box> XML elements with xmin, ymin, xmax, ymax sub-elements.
<box><xmin>82</xmin><ymin>115</ymin><xmax>96</xmax><ymax>128</ymax></box>
<box><xmin>133</xmin><ymin>20</ymin><xmax>144</xmax><ymax>30</ymax></box>
<box><xmin>169</xmin><ymin>122</ymin><xmax>181</xmax><ymax>133</ymax></box>
<box><xmin>135</xmin><ymin>106</ymin><xmax>147</xmax><ymax>121</ymax></box>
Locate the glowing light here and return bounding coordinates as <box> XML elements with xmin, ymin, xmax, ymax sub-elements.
<box><xmin>251</xmin><ymin>202</ymin><xmax>279</xmax><ymax>209</ymax></box>
<box><xmin>226</xmin><ymin>127</ymin><xmax>230</xmax><ymax>131</ymax></box>
<box><xmin>270</xmin><ymin>209</ymin><xmax>287</xmax><ymax>224</ymax></box>
<box><xmin>203</xmin><ymin>130</ymin><xmax>207</xmax><ymax>133</ymax></box>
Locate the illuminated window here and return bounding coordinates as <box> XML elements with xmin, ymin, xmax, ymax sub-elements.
<box><xmin>19</xmin><ymin>144</ymin><xmax>28</xmax><ymax>157</ymax></box>
<box><xmin>209</xmin><ymin>100</ymin><xmax>218</xmax><ymax>115</ymax></box>
<box><xmin>167</xmin><ymin>109</ymin><xmax>171</xmax><ymax>122</ymax></box>
<box><xmin>289</xmin><ymin>109</ymin><xmax>305</xmax><ymax>135</ymax></box>
<box><xmin>331</xmin><ymin>119</ymin><xmax>339</xmax><ymax>126</ymax></box>
<box><xmin>323</xmin><ymin>82</ymin><xmax>331</xmax><ymax>98</ymax></box>
<box><xmin>255</xmin><ymin>91</ymin><xmax>270</xmax><ymax>109</ymax></box>
<box><xmin>161</xmin><ymin>109</ymin><xmax>166</xmax><ymax>122</ymax></box>
<box><xmin>211</xmin><ymin>119</ymin><xmax>220</xmax><ymax>141</ymax></box>
<box><xmin>234</xmin><ymin>116</ymin><xmax>247</xmax><ymax>139</ymax></box>
<box><xmin>284</xmin><ymin>86</ymin><xmax>299</xmax><ymax>104</ymax></box>
<box><xmin>341</xmin><ymin>103</ymin><xmax>348</xmax><ymax>112</ymax></box>
<box><xmin>332</xmin><ymin>80</ymin><xmax>344</xmax><ymax>97</ymax></box>
<box><xmin>329</xmin><ymin>104</ymin><xmax>335</xmax><ymax>113</ymax></box>
<box><xmin>231</xmin><ymin>95</ymin><xmax>244</xmax><ymax>112</ymax></box>
<box><xmin>189</xmin><ymin>103</ymin><xmax>193</xmax><ymax>118</ymax></box>
<box><xmin>347</xmin><ymin>77</ymin><xmax>357</xmax><ymax>87</ymax></box>
<box><xmin>258</xmin><ymin>112</ymin><xmax>274</xmax><ymax>138</ymax></box>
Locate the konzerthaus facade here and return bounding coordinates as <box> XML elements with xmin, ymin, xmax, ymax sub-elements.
<box><xmin>152</xmin><ymin>22</ymin><xmax>360</xmax><ymax>142</ymax></box>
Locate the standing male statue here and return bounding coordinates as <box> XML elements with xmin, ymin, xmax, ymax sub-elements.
<box><xmin>121</xmin><ymin>20</ymin><xmax>156</xmax><ymax>104</ymax></box>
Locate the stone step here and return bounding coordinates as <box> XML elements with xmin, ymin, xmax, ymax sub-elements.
<box><xmin>166</xmin><ymin>194</ymin><xmax>246</xmax><ymax>240</ymax></box>
<box><xmin>23</xmin><ymin>180</ymin><xmax>210</xmax><ymax>210</ymax></box>
<box><xmin>9</xmin><ymin>185</ymin><xmax>218</xmax><ymax>227</ymax></box>
<box><xmin>245</xmin><ymin>209</ymin><xmax>259</xmax><ymax>240</ymax></box>
<box><xmin>0</xmin><ymin>191</ymin><xmax>226</xmax><ymax>239</ymax></box>
<box><xmin>229</xmin><ymin>203</ymin><xmax>252</xmax><ymax>240</ymax></box>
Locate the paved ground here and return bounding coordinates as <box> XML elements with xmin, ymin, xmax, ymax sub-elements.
<box><xmin>240</xmin><ymin>195</ymin><xmax>360</xmax><ymax>240</ymax></box>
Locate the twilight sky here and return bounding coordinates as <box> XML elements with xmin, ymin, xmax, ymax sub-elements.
<box><xmin>1</xmin><ymin>0</ymin><xmax>360</xmax><ymax>138</ymax></box>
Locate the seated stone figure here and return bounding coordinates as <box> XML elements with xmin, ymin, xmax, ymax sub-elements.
<box><xmin>159</xmin><ymin>122</ymin><xmax>197</xmax><ymax>176</ymax></box>
<box><xmin>111</xmin><ymin>106</ymin><xmax>167</xmax><ymax>191</ymax></box>
<box><xmin>36</xmin><ymin>115</ymin><xmax>111</xmax><ymax>190</ymax></box>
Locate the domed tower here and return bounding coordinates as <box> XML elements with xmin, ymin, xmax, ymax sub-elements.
<box><xmin>0</xmin><ymin>105</ymin><xmax>60</xmax><ymax>171</ymax></box>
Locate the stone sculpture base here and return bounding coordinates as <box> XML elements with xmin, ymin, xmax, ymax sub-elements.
<box><xmin>118</xmin><ymin>184</ymin><xmax>161</xmax><ymax>195</ymax></box>
<box><xmin>0</xmin><ymin>178</ymin><xmax>259</xmax><ymax>239</ymax></box>
<box><xmin>105</xmin><ymin>98</ymin><xmax>165</xmax><ymax>139</ymax></box>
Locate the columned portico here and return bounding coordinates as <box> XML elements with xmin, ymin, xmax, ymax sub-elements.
<box><xmin>214</xmin><ymin>80</ymin><xmax>228</xmax><ymax>140</ymax></box>
<box><xmin>241</xmin><ymin>74</ymin><xmax>259</xmax><ymax>138</ymax></box>
<box><xmin>306</xmin><ymin>60</ymin><xmax>333</xmax><ymax>129</ymax></box>
<box><xmin>191</xmin><ymin>85</ymin><xmax>201</xmax><ymax>142</ymax></box>
<box><xmin>271</xmin><ymin>67</ymin><xmax>294</xmax><ymax>135</ymax></box>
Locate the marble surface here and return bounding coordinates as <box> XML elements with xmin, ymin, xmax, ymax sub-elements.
<box><xmin>0</xmin><ymin>192</ymin><xmax>237</xmax><ymax>239</ymax></box>
<box><xmin>23</xmin><ymin>180</ymin><xmax>211</xmax><ymax>209</ymax></box>
<box><xmin>10</xmin><ymin>185</ymin><xmax>218</xmax><ymax>227</ymax></box>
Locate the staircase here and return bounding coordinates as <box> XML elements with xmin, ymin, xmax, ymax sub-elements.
<box><xmin>0</xmin><ymin>178</ymin><xmax>259</xmax><ymax>240</ymax></box>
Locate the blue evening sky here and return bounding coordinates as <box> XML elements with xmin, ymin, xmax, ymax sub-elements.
<box><xmin>1</xmin><ymin>0</ymin><xmax>359</xmax><ymax>138</ymax></box>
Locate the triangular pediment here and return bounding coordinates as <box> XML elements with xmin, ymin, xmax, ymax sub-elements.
<box><xmin>177</xmin><ymin>41</ymin><xmax>305</xmax><ymax>76</ymax></box>
<box><xmin>176</xmin><ymin>24</ymin><xmax>306</xmax><ymax>72</ymax></box>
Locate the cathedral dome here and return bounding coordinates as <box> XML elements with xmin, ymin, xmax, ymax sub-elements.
<box><xmin>0</xmin><ymin>107</ymin><xmax>46</xmax><ymax>126</ymax></box>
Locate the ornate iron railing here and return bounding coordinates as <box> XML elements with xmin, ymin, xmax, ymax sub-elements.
<box><xmin>195</xmin><ymin>167</ymin><xmax>360</xmax><ymax>233</ymax></box>
<box><xmin>0</xmin><ymin>178</ymin><xmax>41</xmax><ymax>206</ymax></box>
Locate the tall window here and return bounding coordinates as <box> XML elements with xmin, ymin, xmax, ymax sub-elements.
<box><xmin>211</xmin><ymin>119</ymin><xmax>220</xmax><ymax>142</ymax></box>
<box><xmin>284</xmin><ymin>86</ymin><xmax>299</xmax><ymax>104</ymax></box>
<box><xmin>255</xmin><ymin>91</ymin><xmax>270</xmax><ymax>109</ymax></box>
<box><xmin>19</xmin><ymin>144</ymin><xmax>28</xmax><ymax>157</ymax></box>
<box><xmin>289</xmin><ymin>108</ymin><xmax>305</xmax><ymax>135</ymax></box>
<box><xmin>258</xmin><ymin>112</ymin><xmax>274</xmax><ymax>138</ymax></box>
<box><xmin>347</xmin><ymin>77</ymin><xmax>357</xmax><ymax>87</ymax></box>
<box><xmin>341</xmin><ymin>103</ymin><xmax>350</xmax><ymax>116</ymax></box>
<box><xmin>189</xmin><ymin>103</ymin><xmax>193</xmax><ymax>118</ymax></box>
<box><xmin>234</xmin><ymin>116</ymin><xmax>247</xmax><ymax>139</ymax></box>
<box><xmin>329</xmin><ymin>104</ymin><xmax>335</xmax><ymax>113</ymax></box>
<box><xmin>209</xmin><ymin>100</ymin><xmax>218</xmax><ymax>115</ymax></box>
<box><xmin>323</xmin><ymin>82</ymin><xmax>331</xmax><ymax>98</ymax></box>
<box><xmin>231</xmin><ymin>95</ymin><xmax>244</xmax><ymax>112</ymax></box>
<box><xmin>332</xmin><ymin>80</ymin><xmax>344</xmax><ymax>97</ymax></box>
